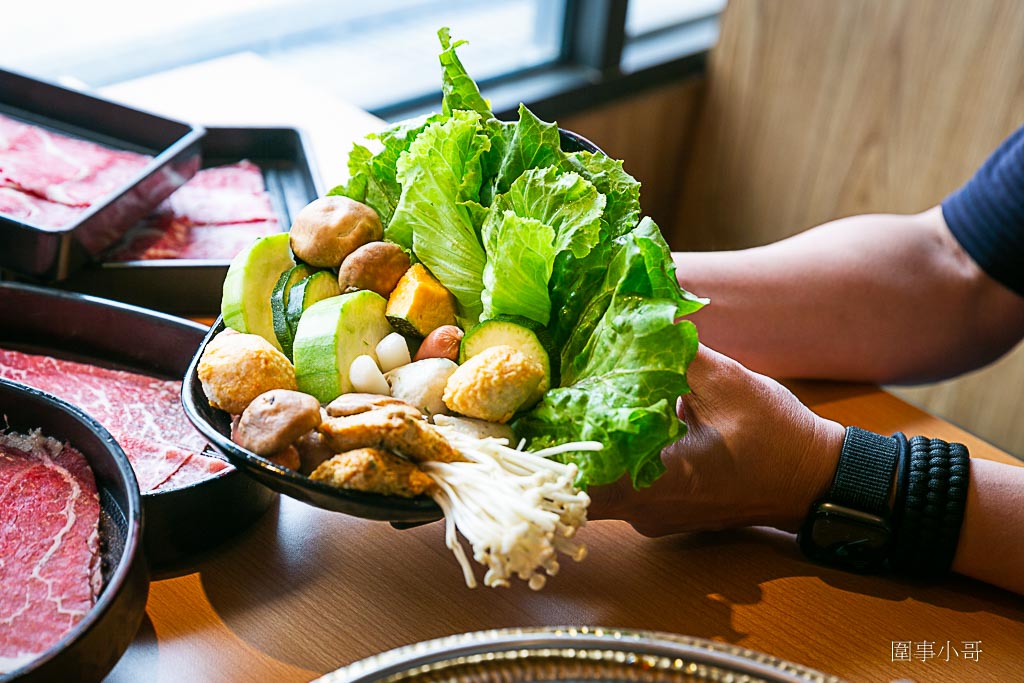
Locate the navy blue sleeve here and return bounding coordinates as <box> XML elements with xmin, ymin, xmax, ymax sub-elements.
<box><xmin>941</xmin><ymin>124</ymin><xmax>1024</xmax><ymax>298</ymax></box>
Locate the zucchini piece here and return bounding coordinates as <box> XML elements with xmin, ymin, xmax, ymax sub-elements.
<box><xmin>271</xmin><ymin>264</ymin><xmax>317</xmax><ymax>359</ymax></box>
<box><xmin>285</xmin><ymin>271</ymin><xmax>342</xmax><ymax>334</ymax></box>
<box><xmin>385</xmin><ymin>263</ymin><xmax>457</xmax><ymax>337</ymax></box>
<box><xmin>221</xmin><ymin>233</ymin><xmax>295</xmax><ymax>350</ymax></box>
<box><xmin>460</xmin><ymin>317</ymin><xmax>553</xmax><ymax>404</ymax></box>
<box><xmin>292</xmin><ymin>290</ymin><xmax>393</xmax><ymax>402</ymax></box>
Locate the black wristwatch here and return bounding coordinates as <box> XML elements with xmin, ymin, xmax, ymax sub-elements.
<box><xmin>797</xmin><ymin>427</ymin><xmax>900</xmax><ymax>573</ymax></box>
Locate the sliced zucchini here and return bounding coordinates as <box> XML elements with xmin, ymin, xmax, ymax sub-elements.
<box><xmin>285</xmin><ymin>271</ymin><xmax>342</xmax><ymax>335</ymax></box>
<box><xmin>292</xmin><ymin>290</ymin><xmax>393</xmax><ymax>402</ymax></box>
<box><xmin>221</xmin><ymin>233</ymin><xmax>295</xmax><ymax>350</ymax></box>
<box><xmin>459</xmin><ymin>316</ymin><xmax>554</xmax><ymax>404</ymax></box>
<box><xmin>271</xmin><ymin>264</ymin><xmax>316</xmax><ymax>358</ymax></box>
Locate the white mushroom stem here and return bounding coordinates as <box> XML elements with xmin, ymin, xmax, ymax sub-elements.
<box><xmin>421</xmin><ymin>427</ymin><xmax>601</xmax><ymax>590</ymax></box>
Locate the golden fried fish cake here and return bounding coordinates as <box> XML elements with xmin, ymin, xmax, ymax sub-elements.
<box><xmin>319</xmin><ymin>407</ymin><xmax>464</xmax><ymax>464</ymax></box>
<box><xmin>309</xmin><ymin>448</ymin><xmax>434</xmax><ymax>497</ymax></box>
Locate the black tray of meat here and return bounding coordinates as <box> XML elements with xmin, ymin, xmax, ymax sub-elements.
<box><xmin>0</xmin><ymin>282</ymin><xmax>277</xmax><ymax>572</ymax></box>
<box><xmin>0</xmin><ymin>68</ymin><xmax>204</xmax><ymax>280</ymax></box>
<box><xmin>60</xmin><ymin>126</ymin><xmax>322</xmax><ymax>314</ymax></box>
<box><xmin>0</xmin><ymin>379</ymin><xmax>147</xmax><ymax>683</ymax></box>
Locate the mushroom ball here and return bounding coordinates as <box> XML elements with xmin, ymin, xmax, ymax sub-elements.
<box><xmin>442</xmin><ymin>346</ymin><xmax>545</xmax><ymax>423</ymax></box>
<box><xmin>198</xmin><ymin>330</ymin><xmax>298</xmax><ymax>414</ymax></box>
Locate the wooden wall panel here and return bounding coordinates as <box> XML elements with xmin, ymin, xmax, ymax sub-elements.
<box><xmin>673</xmin><ymin>0</ymin><xmax>1024</xmax><ymax>455</ymax></box>
<box><xmin>560</xmin><ymin>78</ymin><xmax>704</xmax><ymax>244</ymax></box>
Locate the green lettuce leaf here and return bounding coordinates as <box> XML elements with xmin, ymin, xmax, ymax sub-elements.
<box><xmin>329</xmin><ymin>114</ymin><xmax>439</xmax><ymax>227</ymax></box>
<box><xmin>490</xmin><ymin>104</ymin><xmax>564</xmax><ymax>198</ymax></box>
<box><xmin>497</xmin><ymin>166</ymin><xmax>604</xmax><ymax>259</ymax></box>
<box><xmin>479</xmin><ymin>167</ymin><xmax>605</xmax><ymax>327</ymax></box>
<box><xmin>438</xmin><ymin>27</ymin><xmax>491</xmax><ymax>118</ymax></box>
<box><xmin>391</xmin><ymin>110</ymin><xmax>490</xmax><ymax>324</ymax></box>
<box><xmin>561</xmin><ymin>217</ymin><xmax>706</xmax><ymax>379</ymax></box>
<box><xmin>516</xmin><ymin>218</ymin><xmax>706</xmax><ymax>488</ymax></box>
<box><xmin>480</xmin><ymin>211</ymin><xmax>556</xmax><ymax>325</ymax></box>
<box><xmin>332</xmin><ymin>30</ymin><xmax>707</xmax><ymax>493</ymax></box>
<box><xmin>562</xmin><ymin>151</ymin><xmax>641</xmax><ymax>239</ymax></box>
<box><xmin>515</xmin><ymin>295</ymin><xmax>699</xmax><ymax>488</ymax></box>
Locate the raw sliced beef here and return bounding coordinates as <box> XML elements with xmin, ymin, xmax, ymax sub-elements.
<box><xmin>0</xmin><ymin>188</ymin><xmax>86</xmax><ymax>230</ymax></box>
<box><xmin>43</xmin><ymin>151</ymin><xmax>150</xmax><ymax>207</ymax></box>
<box><xmin>0</xmin><ymin>115</ymin><xmax>151</xmax><ymax>208</ymax></box>
<box><xmin>154</xmin><ymin>450</ymin><xmax>231</xmax><ymax>492</ymax></box>
<box><xmin>0</xmin><ymin>113</ymin><xmax>152</xmax><ymax>232</ymax></box>
<box><xmin>0</xmin><ymin>431</ymin><xmax>101</xmax><ymax>673</ymax></box>
<box><xmin>108</xmin><ymin>161</ymin><xmax>279</xmax><ymax>261</ymax></box>
<box><xmin>0</xmin><ymin>349</ymin><xmax>228</xmax><ymax>492</ymax></box>
<box><xmin>164</xmin><ymin>161</ymin><xmax>275</xmax><ymax>225</ymax></box>
<box><xmin>177</xmin><ymin>221</ymin><xmax>279</xmax><ymax>259</ymax></box>
<box><xmin>0</xmin><ymin>115</ymin><xmax>33</xmax><ymax>152</ymax></box>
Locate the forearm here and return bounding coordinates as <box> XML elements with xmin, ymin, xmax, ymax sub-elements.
<box><xmin>951</xmin><ymin>459</ymin><xmax>1024</xmax><ymax>595</ymax></box>
<box><xmin>675</xmin><ymin>207</ymin><xmax>1024</xmax><ymax>383</ymax></box>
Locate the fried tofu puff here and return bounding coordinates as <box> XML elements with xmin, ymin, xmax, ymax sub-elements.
<box><xmin>442</xmin><ymin>345</ymin><xmax>545</xmax><ymax>423</ymax></box>
<box><xmin>319</xmin><ymin>406</ymin><xmax>464</xmax><ymax>464</ymax></box>
<box><xmin>309</xmin><ymin>448</ymin><xmax>434</xmax><ymax>497</ymax></box>
<box><xmin>198</xmin><ymin>330</ymin><xmax>297</xmax><ymax>414</ymax></box>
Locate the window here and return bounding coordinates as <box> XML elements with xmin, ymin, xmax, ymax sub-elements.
<box><xmin>0</xmin><ymin>0</ymin><xmax>724</xmax><ymax>119</ymax></box>
<box><xmin>626</xmin><ymin>0</ymin><xmax>727</xmax><ymax>38</ymax></box>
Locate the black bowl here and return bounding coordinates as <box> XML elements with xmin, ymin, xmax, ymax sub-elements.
<box><xmin>181</xmin><ymin>129</ymin><xmax>604</xmax><ymax>522</ymax></box>
<box><xmin>183</xmin><ymin>318</ymin><xmax>442</xmax><ymax>522</ymax></box>
<box><xmin>0</xmin><ymin>380</ymin><xmax>148</xmax><ymax>683</ymax></box>
<box><xmin>0</xmin><ymin>282</ymin><xmax>277</xmax><ymax>571</ymax></box>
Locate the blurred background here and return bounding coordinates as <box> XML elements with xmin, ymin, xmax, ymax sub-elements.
<box><xmin>3</xmin><ymin>0</ymin><xmax>1022</xmax><ymax>457</ymax></box>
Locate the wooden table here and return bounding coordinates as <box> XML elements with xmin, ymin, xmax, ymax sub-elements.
<box><xmin>100</xmin><ymin>58</ymin><xmax>1024</xmax><ymax>683</ymax></box>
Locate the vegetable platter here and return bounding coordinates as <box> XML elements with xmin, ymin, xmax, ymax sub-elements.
<box><xmin>183</xmin><ymin>29</ymin><xmax>705</xmax><ymax>591</ymax></box>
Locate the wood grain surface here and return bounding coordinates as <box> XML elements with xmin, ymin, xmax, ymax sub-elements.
<box><xmin>671</xmin><ymin>0</ymin><xmax>1024</xmax><ymax>459</ymax></box>
<box><xmin>561</xmin><ymin>78</ymin><xmax>704</xmax><ymax>239</ymax></box>
<box><xmin>106</xmin><ymin>379</ymin><xmax>1023</xmax><ymax>683</ymax></box>
<box><xmin>100</xmin><ymin>51</ymin><xmax>1023</xmax><ymax>683</ymax></box>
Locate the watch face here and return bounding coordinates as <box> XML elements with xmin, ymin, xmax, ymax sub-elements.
<box><xmin>799</xmin><ymin>503</ymin><xmax>892</xmax><ymax>572</ymax></box>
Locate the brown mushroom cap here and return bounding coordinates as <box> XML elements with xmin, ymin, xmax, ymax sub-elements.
<box><xmin>234</xmin><ymin>389</ymin><xmax>322</xmax><ymax>456</ymax></box>
<box><xmin>289</xmin><ymin>196</ymin><xmax>382</xmax><ymax>268</ymax></box>
<box><xmin>337</xmin><ymin>241</ymin><xmax>411</xmax><ymax>297</ymax></box>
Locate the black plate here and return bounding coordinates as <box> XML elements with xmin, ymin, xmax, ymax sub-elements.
<box><xmin>0</xmin><ymin>282</ymin><xmax>277</xmax><ymax>569</ymax></box>
<box><xmin>60</xmin><ymin>126</ymin><xmax>323</xmax><ymax>315</ymax></box>
<box><xmin>183</xmin><ymin>317</ymin><xmax>442</xmax><ymax>522</ymax></box>
<box><xmin>0</xmin><ymin>380</ymin><xmax>147</xmax><ymax>683</ymax></box>
<box><xmin>180</xmin><ymin>129</ymin><xmax>603</xmax><ymax>522</ymax></box>
<box><xmin>0</xmin><ymin>68</ymin><xmax>204</xmax><ymax>281</ymax></box>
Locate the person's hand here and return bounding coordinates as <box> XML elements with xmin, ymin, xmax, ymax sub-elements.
<box><xmin>588</xmin><ymin>345</ymin><xmax>845</xmax><ymax>535</ymax></box>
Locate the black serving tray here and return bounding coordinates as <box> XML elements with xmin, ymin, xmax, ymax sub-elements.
<box><xmin>0</xmin><ymin>380</ymin><xmax>147</xmax><ymax>683</ymax></box>
<box><xmin>0</xmin><ymin>282</ymin><xmax>277</xmax><ymax>571</ymax></box>
<box><xmin>180</xmin><ymin>129</ymin><xmax>602</xmax><ymax>522</ymax></box>
<box><xmin>183</xmin><ymin>316</ymin><xmax>443</xmax><ymax>523</ymax></box>
<box><xmin>60</xmin><ymin>126</ymin><xmax>322</xmax><ymax>315</ymax></box>
<box><xmin>0</xmin><ymin>68</ymin><xmax>204</xmax><ymax>280</ymax></box>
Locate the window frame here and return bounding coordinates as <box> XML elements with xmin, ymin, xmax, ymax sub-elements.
<box><xmin>372</xmin><ymin>0</ymin><xmax>722</xmax><ymax>122</ymax></box>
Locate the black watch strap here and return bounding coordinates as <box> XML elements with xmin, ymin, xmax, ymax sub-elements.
<box><xmin>828</xmin><ymin>426</ymin><xmax>900</xmax><ymax>515</ymax></box>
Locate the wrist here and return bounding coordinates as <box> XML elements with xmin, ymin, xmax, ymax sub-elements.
<box><xmin>796</xmin><ymin>428</ymin><xmax>970</xmax><ymax>577</ymax></box>
<box><xmin>777</xmin><ymin>416</ymin><xmax>844</xmax><ymax>532</ymax></box>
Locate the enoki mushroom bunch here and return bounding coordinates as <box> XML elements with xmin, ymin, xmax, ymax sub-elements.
<box><xmin>423</xmin><ymin>427</ymin><xmax>600</xmax><ymax>590</ymax></box>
